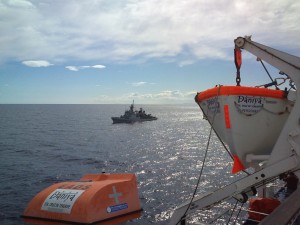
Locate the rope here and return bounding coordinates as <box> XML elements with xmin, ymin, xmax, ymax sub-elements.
<box><xmin>196</xmin><ymin>88</ymin><xmax>233</xmax><ymax>160</ymax></box>
<box><xmin>175</xmin><ymin>86</ymin><xmax>222</xmax><ymax>225</ymax></box>
<box><xmin>258</xmin><ymin>59</ymin><xmax>279</xmax><ymax>90</ymax></box>
<box><xmin>234</xmin><ymin>101</ymin><xmax>289</xmax><ymax>116</ymax></box>
<box><xmin>175</xmin><ymin>113</ymin><xmax>214</xmax><ymax>225</ymax></box>
<box><xmin>226</xmin><ymin>200</ymin><xmax>239</xmax><ymax>225</ymax></box>
<box><xmin>198</xmin><ymin>93</ymin><xmax>250</xmax><ymax>175</ymax></box>
<box><xmin>199</xmin><ymin>105</ymin><xmax>233</xmax><ymax>160</ymax></box>
<box><xmin>208</xmin><ymin>208</ymin><xmax>232</xmax><ymax>224</ymax></box>
<box><xmin>233</xmin><ymin>203</ymin><xmax>244</xmax><ymax>225</ymax></box>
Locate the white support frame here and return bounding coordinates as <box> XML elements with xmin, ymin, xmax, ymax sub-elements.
<box><xmin>170</xmin><ymin>36</ymin><xmax>300</xmax><ymax>225</ymax></box>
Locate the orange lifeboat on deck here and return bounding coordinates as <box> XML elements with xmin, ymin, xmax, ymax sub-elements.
<box><xmin>22</xmin><ymin>173</ymin><xmax>142</xmax><ymax>225</ymax></box>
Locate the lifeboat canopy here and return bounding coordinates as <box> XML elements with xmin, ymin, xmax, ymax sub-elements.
<box><xmin>22</xmin><ymin>173</ymin><xmax>142</xmax><ymax>225</ymax></box>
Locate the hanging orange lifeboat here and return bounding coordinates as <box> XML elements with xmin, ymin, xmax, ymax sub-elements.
<box><xmin>195</xmin><ymin>85</ymin><xmax>293</xmax><ymax>172</ymax></box>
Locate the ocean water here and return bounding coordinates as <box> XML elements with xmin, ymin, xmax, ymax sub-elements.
<box><xmin>0</xmin><ymin>104</ymin><xmax>246</xmax><ymax>225</ymax></box>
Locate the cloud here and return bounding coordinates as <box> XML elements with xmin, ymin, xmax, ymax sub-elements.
<box><xmin>22</xmin><ymin>60</ymin><xmax>53</xmax><ymax>67</ymax></box>
<box><xmin>179</xmin><ymin>60</ymin><xmax>195</xmax><ymax>67</ymax></box>
<box><xmin>65</xmin><ymin>66</ymin><xmax>79</xmax><ymax>71</ymax></box>
<box><xmin>128</xmin><ymin>90</ymin><xmax>196</xmax><ymax>101</ymax></box>
<box><xmin>5</xmin><ymin>0</ymin><xmax>34</xmax><ymax>8</ymax></box>
<box><xmin>93</xmin><ymin>90</ymin><xmax>196</xmax><ymax>103</ymax></box>
<box><xmin>91</xmin><ymin>65</ymin><xmax>106</xmax><ymax>69</ymax></box>
<box><xmin>80</xmin><ymin>65</ymin><xmax>106</xmax><ymax>69</ymax></box>
<box><xmin>1</xmin><ymin>1</ymin><xmax>300</xmax><ymax>64</ymax></box>
<box><xmin>131</xmin><ymin>82</ymin><xmax>147</xmax><ymax>87</ymax></box>
<box><xmin>65</xmin><ymin>64</ymin><xmax>106</xmax><ymax>71</ymax></box>
<box><xmin>154</xmin><ymin>90</ymin><xmax>184</xmax><ymax>98</ymax></box>
<box><xmin>129</xmin><ymin>81</ymin><xmax>156</xmax><ymax>86</ymax></box>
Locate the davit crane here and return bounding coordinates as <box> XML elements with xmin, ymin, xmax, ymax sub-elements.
<box><xmin>170</xmin><ymin>36</ymin><xmax>300</xmax><ymax>225</ymax></box>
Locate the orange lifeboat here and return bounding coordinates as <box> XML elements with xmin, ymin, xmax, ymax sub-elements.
<box><xmin>195</xmin><ymin>86</ymin><xmax>293</xmax><ymax>172</ymax></box>
<box><xmin>248</xmin><ymin>197</ymin><xmax>281</xmax><ymax>221</ymax></box>
<box><xmin>22</xmin><ymin>173</ymin><xmax>142</xmax><ymax>224</ymax></box>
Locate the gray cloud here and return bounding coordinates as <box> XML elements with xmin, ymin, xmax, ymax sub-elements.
<box><xmin>1</xmin><ymin>0</ymin><xmax>300</xmax><ymax>64</ymax></box>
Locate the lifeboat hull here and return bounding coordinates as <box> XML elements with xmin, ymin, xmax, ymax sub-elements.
<box><xmin>195</xmin><ymin>86</ymin><xmax>293</xmax><ymax>169</ymax></box>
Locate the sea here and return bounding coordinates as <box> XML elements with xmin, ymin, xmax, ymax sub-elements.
<box><xmin>0</xmin><ymin>104</ymin><xmax>248</xmax><ymax>225</ymax></box>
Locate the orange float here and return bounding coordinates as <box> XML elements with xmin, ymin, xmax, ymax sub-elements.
<box><xmin>248</xmin><ymin>197</ymin><xmax>281</xmax><ymax>221</ymax></box>
<box><xmin>195</xmin><ymin>86</ymin><xmax>286</xmax><ymax>102</ymax></box>
<box><xmin>22</xmin><ymin>173</ymin><xmax>142</xmax><ymax>224</ymax></box>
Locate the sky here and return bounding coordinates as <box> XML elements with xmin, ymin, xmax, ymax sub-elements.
<box><xmin>0</xmin><ymin>0</ymin><xmax>300</xmax><ymax>104</ymax></box>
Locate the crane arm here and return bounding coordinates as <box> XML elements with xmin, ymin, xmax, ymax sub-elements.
<box><xmin>234</xmin><ymin>36</ymin><xmax>300</xmax><ymax>85</ymax></box>
<box><xmin>235</xmin><ymin>36</ymin><xmax>300</xmax><ymax>166</ymax></box>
